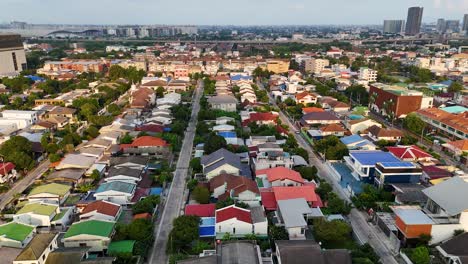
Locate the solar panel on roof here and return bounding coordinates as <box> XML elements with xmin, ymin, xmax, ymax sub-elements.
<box><xmin>380</xmin><ymin>162</ymin><xmax>415</xmax><ymax>168</ymax></box>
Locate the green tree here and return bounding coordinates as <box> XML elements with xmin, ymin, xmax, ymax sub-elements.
<box><xmin>313</xmin><ymin>219</ymin><xmax>352</xmax><ymax>246</ymax></box>
<box><xmin>327</xmin><ymin>193</ymin><xmax>351</xmax><ymax>215</ymax></box>
<box><xmin>192</xmin><ymin>186</ymin><xmax>210</xmax><ymax>204</ymax></box>
<box><xmin>269</xmin><ymin>225</ymin><xmax>289</xmax><ymax>240</ymax></box>
<box><xmin>120</xmin><ymin>133</ymin><xmax>133</xmax><ymax>144</ymax></box>
<box><xmin>156</xmin><ymin>86</ymin><xmax>165</xmax><ymax>98</ymax></box>
<box><xmin>167</xmin><ymin>215</ymin><xmax>200</xmax><ymax>254</ymax></box>
<box><xmin>90</xmin><ymin>169</ymin><xmax>101</xmax><ymax>181</ymax></box>
<box><xmin>294</xmin><ymin>166</ymin><xmax>318</xmax><ymax>181</ymax></box>
<box><xmin>411</xmin><ymin>246</ymin><xmax>430</xmax><ymax>264</ymax></box>
<box><xmin>403</xmin><ymin>113</ymin><xmax>426</xmax><ymax>135</ymax></box>
<box><xmin>107</xmin><ymin>103</ymin><xmax>121</xmax><ymax>116</ymax></box>
<box><xmin>448</xmin><ymin>81</ymin><xmax>463</xmax><ymax>93</ymax></box>
<box><xmin>316</xmin><ymin>182</ymin><xmax>333</xmax><ymax>200</ymax></box>
<box><xmin>85</xmin><ymin>125</ymin><xmax>100</xmax><ymax>139</ymax></box>
<box><xmin>189</xmin><ymin>158</ymin><xmax>202</xmax><ymax>173</ymax></box>
<box><xmin>49</xmin><ymin>153</ymin><xmax>62</xmax><ymax>163</ymax></box>
<box><xmin>0</xmin><ymin>136</ymin><xmax>34</xmax><ymax>170</ymax></box>
<box><xmin>203</xmin><ymin>134</ymin><xmax>227</xmax><ymax>154</ymax></box>
<box><xmin>132</xmin><ymin>195</ymin><xmax>160</xmax><ymax>214</ymax></box>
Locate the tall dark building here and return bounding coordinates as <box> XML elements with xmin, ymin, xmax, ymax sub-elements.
<box><xmin>405</xmin><ymin>7</ymin><xmax>424</xmax><ymax>35</ymax></box>
<box><xmin>462</xmin><ymin>14</ymin><xmax>468</xmax><ymax>32</ymax></box>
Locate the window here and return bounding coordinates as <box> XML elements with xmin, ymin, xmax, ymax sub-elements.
<box><xmin>11</xmin><ymin>52</ymin><xmax>18</xmax><ymax>71</ymax></box>
<box><xmin>79</xmin><ymin>243</ymin><xmax>87</xmax><ymax>247</ymax></box>
<box><xmin>233</xmin><ymin>227</ymin><xmax>236</xmax><ymax>234</ymax></box>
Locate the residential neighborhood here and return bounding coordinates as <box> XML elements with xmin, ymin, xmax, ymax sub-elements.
<box><xmin>0</xmin><ymin>4</ymin><xmax>467</xmax><ymax>264</ymax></box>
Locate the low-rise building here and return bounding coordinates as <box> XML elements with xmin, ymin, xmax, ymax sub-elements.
<box><xmin>215</xmin><ymin>205</ymin><xmax>267</xmax><ymax>238</ymax></box>
<box><xmin>80</xmin><ymin>200</ymin><xmax>122</xmax><ymax>222</ymax></box>
<box><xmin>94</xmin><ymin>181</ymin><xmax>137</xmax><ymax>205</ymax></box>
<box><xmin>0</xmin><ymin>222</ymin><xmax>35</xmax><ymax>248</ymax></box>
<box><xmin>208</xmin><ymin>95</ymin><xmax>238</xmax><ymax>112</ymax></box>
<box><xmin>62</xmin><ymin>219</ymin><xmax>115</xmax><ymax>252</ymax></box>
<box><xmin>416</xmin><ymin>108</ymin><xmax>468</xmax><ymax>140</ymax></box>
<box><xmin>27</xmin><ymin>183</ymin><xmax>71</xmax><ymax>205</ymax></box>
<box><xmin>276</xmin><ymin>198</ymin><xmax>323</xmax><ymax>240</ymax></box>
<box><xmin>13</xmin><ymin>233</ymin><xmax>58</xmax><ymax>264</ymax></box>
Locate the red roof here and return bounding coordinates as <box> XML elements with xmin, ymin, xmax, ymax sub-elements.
<box><xmin>131</xmin><ymin>187</ymin><xmax>150</xmax><ymax>203</ymax></box>
<box><xmin>422</xmin><ymin>166</ymin><xmax>452</xmax><ymax>180</ymax></box>
<box><xmin>386</xmin><ymin>145</ymin><xmax>432</xmax><ymax>161</ymax></box>
<box><xmin>121</xmin><ymin>136</ymin><xmax>168</xmax><ymax>150</ymax></box>
<box><xmin>260</xmin><ymin>189</ymin><xmax>277</xmax><ymax>210</ymax></box>
<box><xmin>302</xmin><ymin>107</ymin><xmax>324</xmax><ymax>114</ymax></box>
<box><xmin>133</xmin><ymin>212</ymin><xmax>152</xmax><ymax>220</ymax></box>
<box><xmin>135</xmin><ymin>124</ymin><xmax>165</xmax><ymax>133</ymax></box>
<box><xmin>272</xmin><ymin>185</ymin><xmax>322</xmax><ymax>207</ymax></box>
<box><xmin>185</xmin><ymin>204</ymin><xmax>216</xmax><ymax>217</ymax></box>
<box><xmin>276</xmin><ymin>125</ymin><xmax>288</xmax><ymax>135</ymax></box>
<box><xmin>256</xmin><ymin>167</ymin><xmax>304</xmax><ymax>184</ymax></box>
<box><xmin>81</xmin><ymin>200</ymin><xmax>120</xmax><ymax>217</ymax></box>
<box><xmin>0</xmin><ymin>162</ymin><xmax>15</xmax><ymax>176</ymax></box>
<box><xmin>216</xmin><ymin>205</ymin><xmax>252</xmax><ymax>224</ymax></box>
<box><xmin>242</xmin><ymin>112</ymin><xmax>278</xmax><ymax>126</ymax></box>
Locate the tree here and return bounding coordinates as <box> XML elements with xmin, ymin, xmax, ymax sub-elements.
<box><xmin>400</xmin><ymin>135</ymin><xmax>418</xmax><ymax>145</ymax></box>
<box><xmin>0</xmin><ymin>136</ymin><xmax>34</xmax><ymax>170</ymax></box>
<box><xmin>85</xmin><ymin>125</ymin><xmax>100</xmax><ymax>139</ymax></box>
<box><xmin>49</xmin><ymin>153</ymin><xmax>62</xmax><ymax>163</ymax></box>
<box><xmin>189</xmin><ymin>158</ymin><xmax>202</xmax><ymax>173</ymax></box>
<box><xmin>269</xmin><ymin>225</ymin><xmax>289</xmax><ymax>240</ymax></box>
<box><xmin>316</xmin><ymin>182</ymin><xmax>333</xmax><ymax>200</ymax></box>
<box><xmin>448</xmin><ymin>81</ymin><xmax>463</xmax><ymax>93</ymax></box>
<box><xmin>167</xmin><ymin>215</ymin><xmax>200</xmax><ymax>253</ymax></box>
<box><xmin>327</xmin><ymin>193</ymin><xmax>351</xmax><ymax>215</ymax></box>
<box><xmin>107</xmin><ymin>103</ymin><xmax>121</xmax><ymax>116</ymax></box>
<box><xmin>90</xmin><ymin>169</ymin><xmax>101</xmax><ymax>181</ymax></box>
<box><xmin>293</xmin><ymin>147</ymin><xmax>309</xmax><ymax>161</ymax></box>
<box><xmin>156</xmin><ymin>86</ymin><xmax>165</xmax><ymax>98</ymax></box>
<box><xmin>192</xmin><ymin>186</ymin><xmax>210</xmax><ymax>204</ymax></box>
<box><xmin>294</xmin><ymin>166</ymin><xmax>318</xmax><ymax>181</ymax></box>
<box><xmin>120</xmin><ymin>133</ymin><xmax>133</xmax><ymax>144</ymax></box>
<box><xmin>411</xmin><ymin>246</ymin><xmax>430</xmax><ymax>264</ymax></box>
<box><xmin>403</xmin><ymin>113</ymin><xmax>426</xmax><ymax>135</ymax></box>
<box><xmin>351</xmin><ymin>244</ymin><xmax>380</xmax><ymax>264</ymax></box>
<box><xmin>132</xmin><ymin>195</ymin><xmax>160</xmax><ymax>214</ymax></box>
<box><xmin>203</xmin><ymin>134</ymin><xmax>227</xmax><ymax>154</ymax></box>
<box><xmin>313</xmin><ymin>219</ymin><xmax>352</xmax><ymax>245</ymax></box>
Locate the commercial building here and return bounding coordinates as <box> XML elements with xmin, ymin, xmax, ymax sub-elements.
<box><xmin>463</xmin><ymin>14</ymin><xmax>468</xmax><ymax>33</ymax></box>
<box><xmin>445</xmin><ymin>20</ymin><xmax>460</xmax><ymax>33</ymax></box>
<box><xmin>0</xmin><ymin>34</ymin><xmax>27</xmax><ymax>77</ymax></box>
<box><xmin>383</xmin><ymin>20</ymin><xmax>405</xmax><ymax>33</ymax></box>
<box><xmin>369</xmin><ymin>83</ymin><xmax>433</xmax><ymax>118</ymax></box>
<box><xmin>415</xmin><ymin>108</ymin><xmax>468</xmax><ymax>140</ymax></box>
<box><xmin>267</xmin><ymin>60</ymin><xmax>290</xmax><ymax>74</ymax></box>
<box><xmin>405</xmin><ymin>7</ymin><xmax>424</xmax><ymax>35</ymax></box>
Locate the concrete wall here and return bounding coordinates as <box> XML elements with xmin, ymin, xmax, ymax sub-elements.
<box><xmin>216</xmin><ymin>219</ymin><xmax>252</xmax><ymax>236</ymax></box>
<box><xmin>287</xmin><ymin>226</ymin><xmax>306</xmax><ymax>240</ymax></box>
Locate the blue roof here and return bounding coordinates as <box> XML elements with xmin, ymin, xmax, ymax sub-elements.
<box><xmin>25</xmin><ymin>75</ymin><xmax>45</xmax><ymax>82</ymax></box>
<box><xmin>231</xmin><ymin>75</ymin><xmax>252</xmax><ymax>81</ymax></box>
<box><xmin>163</xmin><ymin>127</ymin><xmax>172</xmax><ymax>132</ymax></box>
<box><xmin>440</xmin><ymin>80</ymin><xmax>453</xmax><ymax>86</ymax></box>
<box><xmin>341</xmin><ymin>135</ymin><xmax>364</xmax><ymax>145</ymax></box>
<box><xmin>440</xmin><ymin>106</ymin><xmax>468</xmax><ymax>114</ymax></box>
<box><xmin>218</xmin><ymin>131</ymin><xmax>236</xmax><ymax>138</ymax></box>
<box><xmin>200</xmin><ymin>217</ymin><xmax>215</xmax><ymax>226</ymax></box>
<box><xmin>199</xmin><ymin>217</ymin><xmax>215</xmax><ymax>237</ymax></box>
<box><xmin>350</xmin><ymin>151</ymin><xmax>400</xmax><ymax>166</ymax></box>
<box><xmin>149</xmin><ymin>187</ymin><xmax>163</xmax><ymax>196</ymax></box>
<box><xmin>379</xmin><ymin>162</ymin><xmax>416</xmax><ymax>168</ymax></box>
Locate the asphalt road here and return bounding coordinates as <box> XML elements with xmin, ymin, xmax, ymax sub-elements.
<box><xmin>258</xmin><ymin>81</ymin><xmax>399</xmax><ymax>264</ymax></box>
<box><xmin>0</xmin><ymin>160</ymin><xmax>51</xmax><ymax>210</ymax></box>
<box><xmin>149</xmin><ymin>82</ymin><xmax>203</xmax><ymax>264</ymax></box>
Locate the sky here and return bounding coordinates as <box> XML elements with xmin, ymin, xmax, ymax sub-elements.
<box><xmin>1</xmin><ymin>0</ymin><xmax>467</xmax><ymax>25</ymax></box>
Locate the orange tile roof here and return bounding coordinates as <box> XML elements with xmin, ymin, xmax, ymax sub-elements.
<box><xmin>302</xmin><ymin>107</ymin><xmax>325</xmax><ymax>114</ymax></box>
<box><xmin>416</xmin><ymin>108</ymin><xmax>468</xmax><ymax>134</ymax></box>
<box><xmin>447</xmin><ymin>139</ymin><xmax>468</xmax><ymax>151</ymax></box>
<box><xmin>320</xmin><ymin>123</ymin><xmax>347</xmax><ymax>133</ymax></box>
<box><xmin>120</xmin><ymin>136</ymin><xmax>168</xmax><ymax>149</ymax></box>
<box><xmin>256</xmin><ymin>167</ymin><xmax>304</xmax><ymax>184</ymax></box>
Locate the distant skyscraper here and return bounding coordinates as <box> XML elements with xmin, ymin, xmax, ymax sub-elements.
<box><xmin>405</xmin><ymin>6</ymin><xmax>424</xmax><ymax>35</ymax></box>
<box><xmin>445</xmin><ymin>20</ymin><xmax>460</xmax><ymax>33</ymax></box>
<box><xmin>462</xmin><ymin>14</ymin><xmax>468</xmax><ymax>32</ymax></box>
<box><xmin>383</xmin><ymin>20</ymin><xmax>405</xmax><ymax>33</ymax></box>
<box><xmin>436</xmin><ymin>19</ymin><xmax>446</xmax><ymax>33</ymax></box>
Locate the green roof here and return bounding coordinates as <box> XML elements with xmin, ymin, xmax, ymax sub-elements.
<box><xmin>52</xmin><ymin>208</ymin><xmax>69</xmax><ymax>221</ymax></box>
<box><xmin>108</xmin><ymin>240</ymin><xmax>135</xmax><ymax>255</ymax></box>
<box><xmin>64</xmin><ymin>220</ymin><xmax>115</xmax><ymax>239</ymax></box>
<box><xmin>0</xmin><ymin>222</ymin><xmax>34</xmax><ymax>242</ymax></box>
<box><xmin>29</xmin><ymin>183</ymin><xmax>71</xmax><ymax>197</ymax></box>
<box><xmin>16</xmin><ymin>203</ymin><xmax>58</xmax><ymax>216</ymax></box>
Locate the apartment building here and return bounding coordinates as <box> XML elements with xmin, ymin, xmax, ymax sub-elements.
<box><xmin>302</xmin><ymin>58</ymin><xmax>330</xmax><ymax>74</ymax></box>
<box><xmin>358</xmin><ymin>67</ymin><xmax>378</xmax><ymax>82</ymax></box>
<box><xmin>0</xmin><ymin>34</ymin><xmax>27</xmax><ymax>76</ymax></box>
<box><xmin>267</xmin><ymin>60</ymin><xmax>290</xmax><ymax>74</ymax></box>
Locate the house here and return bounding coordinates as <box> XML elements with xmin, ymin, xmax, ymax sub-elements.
<box><xmin>300</xmin><ymin>112</ymin><xmax>340</xmax><ymax>127</ymax></box>
<box><xmin>271</xmin><ymin>185</ymin><xmax>323</xmax><ymax>209</ymax></box>
<box><xmin>120</xmin><ymin>136</ymin><xmax>170</xmax><ymax>157</ymax></box>
<box><xmin>373</xmin><ymin>161</ymin><xmax>422</xmax><ymax>188</ymax></box>
<box><xmin>416</xmin><ymin>108</ymin><xmax>467</xmax><ymax>140</ymax></box>
<box><xmin>30</xmin><ymin>121</ymin><xmax>56</xmax><ymax>132</ymax></box>
<box><xmin>393</xmin><ymin>177</ymin><xmax>468</xmax><ymax>244</ymax></box>
<box><xmin>216</xmin><ymin>116</ymin><xmax>235</xmax><ymax>125</ymax></box>
<box><xmin>367</xmin><ymin>125</ymin><xmax>404</xmax><ymax>142</ymax></box>
<box><xmin>242</xmin><ymin>112</ymin><xmax>278</xmax><ymax>127</ymax></box>
<box><xmin>344</xmin><ymin>150</ymin><xmax>403</xmax><ymax>184</ymax></box>
<box><xmin>27</xmin><ymin>183</ymin><xmax>71</xmax><ymax>205</ymax></box>
<box><xmin>0</xmin><ymin>222</ymin><xmax>35</xmax><ymax>248</ymax></box>
<box><xmin>130</xmin><ymin>87</ymin><xmax>155</xmax><ymax>109</ymax></box>
<box><xmin>318</xmin><ymin>123</ymin><xmax>347</xmax><ymax>137</ymax></box>
<box><xmin>212</xmin><ymin>124</ymin><xmax>235</xmax><ymax>132</ymax></box>
<box><xmin>108</xmin><ymin>240</ymin><xmax>136</xmax><ymax>257</ymax></box>
<box><xmin>178</xmin><ymin>241</ymin><xmax>261</xmax><ymax>264</ymax></box>
<box><xmin>436</xmin><ymin>232</ymin><xmax>468</xmax><ymax>264</ymax></box>
<box><xmin>0</xmin><ymin>162</ymin><xmax>17</xmax><ymax>184</ymax></box>
<box><xmin>184</xmin><ymin>204</ymin><xmax>216</xmax><ymax>217</ymax></box>
<box><xmin>208</xmin><ymin>95</ymin><xmax>238</xmax><ymax>112</ymax></box>
<box><xmin>0</xmin><ymin>110</ymin><xmax>39</xmax><ymax>129</ymax></box>
<box><xmin>105</xmin><ymin>167</ymin><xmax>143</xmax><ymax>184</ymax></box>
<box><xmin>13</xmin><ymin>233</ymin><xmax>58</xmax><ymax>264</ymax></box>
<box><xmin>80</xmin><ymin>200</ymin><xmax>122</xmax><ymax>222</ymax></box>
<box><xmin>62</xmin><ymin>219</ymin><xmax>115</xmax><ymax>252</ymax></box>
<box><xmin>46</xmin><ymin>168</ymin><xmax>86</xmax><ymax>185</ymax></box>
<box><xmin>340</xmin><ymin>135</ymin><xmax>376</xmax><ymax>150</ymax></box>
<box><xmin>386</xmin><ymin>145</ymin><xmax>434</xmax><ymax>164</ymax></box>
<box><xmin>110</xmin><ymin>156</ymin><xmax>148</xmax><ymax>170</ymax></box>
<box><xmin>275</xmin><ymin>240</ymin><xmax>352</xmax><ymax>264</ymax></box>
<box><xmin>209</xmin><ymin>174</ymin><xmax>260</xmax><ymax>206</ymax></box>
<box><xmin>44</xmin><ymin>247</ymin><xmax>114</xmax><ymax>264</ymax></box>
<box><xmin>255</xmin><ymin>167</ymin><xmax>304</xmax><ymax>188</ymax></box>
<box><xmin>421</xmin><ymin>166</ymin><xmax>452</xmax><ymax>183</ymax></box>
<box><xmin>302</xmin><ymin>107</ymin><xmax>324</xmax><ymax>115</ymax></box>
<box><xmin>94</xmin><ymin>181</ymin><xmax>137</xmax><ymax>205</ymax></box>
<box><xmin>55</xmin><ymin>154</ymin><xmax>96</xmax><ymax>170</ymax></box>
<box><xmin>344</xmin><ymin>118</ymin><xmax>382</xmax><ymax>134</ymax></box>
<box><xmin>13</xmin><ymin>203</ymin><xmax>60</xmax><ymax>227</ymax></box>
<box><xmin>295</xmin><ymin>92</ymin><xmax>318</xmax><ymax>105</ymax></box>
<box><xmin>45</xmin><ymin>107</ymin><xmax>77</xmax><ymax>123</ymax></box>
<box><xmin>442</xmin><ymin>139</ymin><xmax>468</xmax><ymax>165</ymax></box>
<box><xmin>252</xmin><ymin>143</ymin><xmax>295</xmax><ymax>171</ymax></box>
<box><xmin>276</xmin><ymin>198</ymin><xmax>323</xmax><ymax>240</ymax></box>
<box><xmin>327</xmin><ymin>100</ymin><xmax>351</xmax><ymax>113</ymax></box>
<box><xmin>215</xmin><ymin>205</ymin><xmax>268</xmax><ymax>238</ymax></box>
<box><xmin>201</xmin><ymin>148</ymin><xmax>242</xmax><ymax>180</ymax></box>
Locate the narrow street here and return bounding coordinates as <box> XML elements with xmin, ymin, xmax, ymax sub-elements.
<box><xmin>258</xmin><ymin>81</ymin><xmax>400</xmax><ymax>264</ymax></box>
<box><xmin>149</xmin><ymin>81</ymin><xmax>203</xmax><ymax>264</ymax></box>
<box><xmin>0</xmin><ymin>160</ymin><xmax>51</xmax><ymax>210</ymax></box>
